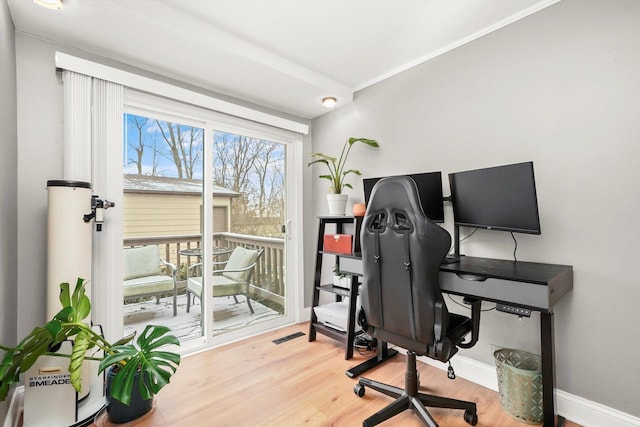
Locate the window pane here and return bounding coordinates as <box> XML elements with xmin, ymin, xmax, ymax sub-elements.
<box><xmin>123</xmin><ymin>113</ymin><xmax>204</xmax><ymax>342</ymax></box>
<box><xmin>209</xmin><ymin>130</ymin><xmax>286</xmax><ymax>337</ymax></box>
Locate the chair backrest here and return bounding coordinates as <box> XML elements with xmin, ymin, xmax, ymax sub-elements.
<box><xmin>359</xmin><ymin>176</ymin><xmax>452</xmax><ymax>356</ymax></box>
<box><xmin>222</xmin><ymin>247</ymin><xmax>261</xmax><ymax>282</ymax></box>
<box><xmin>124</xmin><ymin>245</ymin><xmax>163</xmax><ymax>280</ymax></box>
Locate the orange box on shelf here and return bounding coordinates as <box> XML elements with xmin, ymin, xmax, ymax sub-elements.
<box><xmin>323</xmin><ymin>234</ymin><xmax>353</xmax><ymax>254</ymax></box>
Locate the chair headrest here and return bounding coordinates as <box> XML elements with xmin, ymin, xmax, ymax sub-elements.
<box><xmin>364</xmin><ymin>176</ymin><xmax>426</xmax><ymax>234</ymax></box>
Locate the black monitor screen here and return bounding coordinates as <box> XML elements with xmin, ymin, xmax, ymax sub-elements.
<box><xmin>363</xmin><ymin>172</ymin><xmax>444</xmax><ymax>223</ymax></box>
<box><xmin>448</xmin><ymin>161</ymin><xmax>541</xmax><ymax>234</ymax></box>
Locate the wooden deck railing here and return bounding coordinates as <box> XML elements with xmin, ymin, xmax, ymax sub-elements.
<box><xmin>123</xmin><ymin>233</ymin><xmax>285</xmax><ymax>305</ymax></box>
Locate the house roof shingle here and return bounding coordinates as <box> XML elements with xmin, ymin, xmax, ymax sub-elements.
<box><xmin>123</xmin><ymin>174</ymin><xmax>240</xmax><ymax>197</ymax></box>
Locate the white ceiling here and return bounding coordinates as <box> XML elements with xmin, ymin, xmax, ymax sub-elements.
<box><xmin>7</xmin><ymin>0</ymin><xmax>559</xmax><ymax>119</ymax></box>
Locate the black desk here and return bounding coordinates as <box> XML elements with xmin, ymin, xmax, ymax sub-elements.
<box><xmin>346</xmin><ymin>256</ymin><xmax>573</xmax><ymax>427</ymax></box>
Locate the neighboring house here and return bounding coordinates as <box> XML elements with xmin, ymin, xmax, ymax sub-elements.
<box><xmin>123</xmin><ymin>174</ymin><xmax>240</xmax><ymax>237</ymax></box>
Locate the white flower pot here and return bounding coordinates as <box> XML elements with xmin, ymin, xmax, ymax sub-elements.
<box><xmin>327</xmin><ymin>194</ymin><xmax>348</xmax><ymax>215</ymax></box>
<box><xmin>333</xmin><ymin>275</ymin><xmax>350</xmax><ymax>288</ymax></box>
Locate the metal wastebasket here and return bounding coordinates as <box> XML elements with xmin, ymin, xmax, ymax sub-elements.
<box><xmin>494</xmin><ymin>348</ymin><xmax>543</xmax><ymax>424</ymax></box>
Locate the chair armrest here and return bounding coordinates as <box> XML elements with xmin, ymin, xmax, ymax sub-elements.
<box><xmin>187</xmin><ymin>262</ymin><xmax>203</xmax><ymax>271</ymax></box>
<box><xmin>160</xmin><ymin>259</ymin><xmax>178</xmax><ymax>293</ymax></box>
<box><xmin>160</xmin><ymin>258</ymin><xmax>177</xmax><ymax>275</ymax></box>
<box><xmin>159</xmin><ymin>256</ymin><xmax>179</xmax><ymax>316</ymax></box>
<box><xmin>187</xmin><ymin>263</ymin><xmax>203</xmax><ymax>278</ymax></box>
<box><xmin>212</xmin><ymin>262</ymin><xmax>257</xmax><ymax>275</ymax></box>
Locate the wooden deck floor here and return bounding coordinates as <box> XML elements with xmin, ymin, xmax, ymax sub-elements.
<box><xmin>123</xmin><ymin>293</ymin><xmax>281</xmax><ymax>341</ymax></box>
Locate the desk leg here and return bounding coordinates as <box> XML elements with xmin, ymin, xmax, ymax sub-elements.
<box><xmin>345</xmin><ymin>340</ymin><xmax>398</xmax><ymax>378</ymax></box>
<box><xmin>541</xmin><ymin>311</ymin><xmax>565</xmax><ymax>427</ymax></box>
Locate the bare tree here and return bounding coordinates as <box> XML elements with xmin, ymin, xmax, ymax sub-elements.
<box><xmin>156</xmin><ymin>121</ymin><xmax>203</xmax><ymax>179</ymax></box>
<box><xmin>213</xmin><ymin>132</ymin><xmax>285</xmax><ymax>235</ymax></box>
<box><xmin>253</xmin><ymin>142</ymin><xmax>284</xmax><ymax>217</ymax></box>
<box><xmin>126</xmin><ymin>115</ymin><xmax>149</xmax><ymax>174</ymax></box>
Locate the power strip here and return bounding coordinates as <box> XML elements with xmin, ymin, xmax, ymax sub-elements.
<box><xmin>496</xmin><ymin>303</ymin><xmax>531</xmax><ymax>317</ymax></box>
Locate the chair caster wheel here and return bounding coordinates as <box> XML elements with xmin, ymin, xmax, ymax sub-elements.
<box><xmin>354</xmin><ymin>384</ymin><xmax>365</xmax><ymax>397</ymax></box>
<box><xmin>464</xmin><ymin>410</ymin><xmax>478</xmax><ymax>426</ymax></box>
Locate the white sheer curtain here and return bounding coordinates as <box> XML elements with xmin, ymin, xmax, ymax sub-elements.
<box><xmin>62</xmin><ymin>71</ymin><xmax>124</xmax><ymax>340</ymax></box>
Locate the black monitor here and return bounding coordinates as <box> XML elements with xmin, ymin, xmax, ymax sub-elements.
<box><xmin>448</xmin><ymin>161</ymin><xmax>541</xmax><ymax>235</ymax></box>
<box><xmin>363</xmin><ymin>171</ymin><xmax>445</xmax><ymax>223</ymax></box>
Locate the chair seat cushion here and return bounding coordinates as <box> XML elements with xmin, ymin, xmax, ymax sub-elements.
<box><xmin>123</xmin><ymin>275</ymin><xmax>175</xmax><ymax>298</ymax></box>
<box><xmin>187</xmin><ymin>276</ymin><xmax>246</xmax><ymax>298</ymax></box>
<box><xmin>223</xmin><ymin>247</ymin><xmax>259</xmax><ymax>281</ymax></box>
<box><xmin>124</xmin><ymin>246</ymin><xmax>163</xmax><ymax>280</ymax></box>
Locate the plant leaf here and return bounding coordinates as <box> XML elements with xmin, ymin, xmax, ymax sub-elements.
<box><xmin>70</xmin><ymin>278</ymin><xmax>91</xmax><ymax>322</ymax></box>
<box><xmin>348</xmin><ymin>137</ymin><xmax>380</xmax><ymax>148</ymax></box>
<box><xmin>0</xmin><ymin>324</ymin><xmax>59</xmax><ymax>400</ymax></box>
<box><xmin>309</xmin><ymin>153</ymin><xmax>336</xmax><ymax>163</ymax></box>
<box><xmin>44</xmin><ymin>320</ymin><xmax>63</xmax><ymax>340</ymax></box>
<box><xmin>53</xmin><ymin>307</ymin><xmax>73</xmax><ymax>323</ymax></box>
<box><xmin>59</xmin><ymin>282</ymin><xmax>71</xmax><ymax>308</ymax></box>
<box><xmin>69</xmin><ymin>330</ymin><xmax>91</xmax><ymax>393</ymax></box>
<box><xmin>342</xmin><ymin>169</ymin><xmax>362</xmax><ymax>177</ymax></box>
<box><xmin>100</xmin><ymin>325</ymin><xmax>180</xmax><ymax>405</ymax></box>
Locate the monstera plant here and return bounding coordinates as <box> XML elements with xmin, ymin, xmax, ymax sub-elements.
<box><xmin>0</xmin><ymin>278</ymin><xmax>181</xmax><ymax>422</ymax></box>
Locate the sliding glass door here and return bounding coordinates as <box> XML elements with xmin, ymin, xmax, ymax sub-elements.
<box><xmin>117</xmin><ymin>92</ymin><xmax>298</xmax><ymax>349</ymax></box>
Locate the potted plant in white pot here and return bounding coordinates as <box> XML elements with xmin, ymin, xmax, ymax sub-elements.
<box><xmin>332</xmin><ymin>266</ymin><xmax>351</xmax><ymax>288</ymax></box>
<box><xmin>308</xmin><ymin>137</ymin><xmax>379</xmax><ymax>215</ymax></box>
<box><xmin>0</xmin><ymin>278</ymin><xmax>181</xmax><ymax>424</ymax></box>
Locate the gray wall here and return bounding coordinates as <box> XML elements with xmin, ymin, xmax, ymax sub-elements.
<box><xmin>0</xmin><ymin>0</ymin><xmax>17</xmax><ymax>420</ymax></box>
<box><xmin>14</xmin><ymin>33</ymin><xmax>64</xmax><ymax>339</ymax></box>
<box><xmin>310</xmin><ymin>0</ymin><xmax>640</xmax><ymax>418</ymax></box>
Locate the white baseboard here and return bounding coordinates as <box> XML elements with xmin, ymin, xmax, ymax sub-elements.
<box><xmin>297</xmin><ymin>306</ymin><xmax>311</xmax><ymax>323</ymax></box>
<box><xmin>3</xmin><ymin>386</ymin><xmax>23</xmax><ymax>427</ymax></box>
<box><xmin>413</xmin><ymin>351</ymin><xmax>640</xmax><ymax>427</ymax></box>
<box><xmin>556</xmin><ymin>390</ymin><xmax>640</xmax><ymax>427</ymax></box>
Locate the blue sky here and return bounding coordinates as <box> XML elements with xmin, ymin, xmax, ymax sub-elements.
<box><xmin>123</xmin><ymin>113</ymin><xmax>204</xmax><ymax>179</ymax></box>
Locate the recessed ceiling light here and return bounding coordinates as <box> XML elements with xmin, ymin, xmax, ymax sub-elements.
<box><xmin>33</xmin><ymin>0</ymin><xmax>63</xmax><ymax>10</ymax></box>
<box><xmin>322</xmin><ymin>97</ymin><xmax>337</xmax><ymax>109</ymax></box>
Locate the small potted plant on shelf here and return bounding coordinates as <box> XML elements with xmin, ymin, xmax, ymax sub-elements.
<box><xmin>0</xmin><ymin>278</ymin><xmax>181</xmax><ymax>424</ymax></box>
<box><xmin>308</xmin><ymin>137</ymin><xmax>379</xmax><ymax>215</ymax></box>
<box><xmin>333</xmin><ymin>266</ymin><xmax>350</xmax><ymax>288</ymax></box>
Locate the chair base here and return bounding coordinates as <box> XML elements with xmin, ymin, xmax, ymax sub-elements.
<box><xmin>355</xmin><ymin>352</ymin><xmax>477</xmax><ymax>427</ymax></box>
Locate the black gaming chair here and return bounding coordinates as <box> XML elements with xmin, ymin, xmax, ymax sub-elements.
<box><xmin>354</xmin><ymin>176</ymin><xmax>481</xmax><ymax>427</ymax></box>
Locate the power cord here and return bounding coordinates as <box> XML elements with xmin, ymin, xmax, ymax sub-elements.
<box><xmin>449</xmin><ymin>228</ymin><xmax>478</xmax><ymax>254</ymax></box>
<box><xmin>354</xmin><ymin>332</ymin><xmax>377</xmax><ymax>355</ymax></box>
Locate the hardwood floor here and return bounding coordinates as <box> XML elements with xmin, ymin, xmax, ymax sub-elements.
<box><xmin>93</xmin><ymin>323</ymin><xmax>581</xmax><ymax>427</ymax></box>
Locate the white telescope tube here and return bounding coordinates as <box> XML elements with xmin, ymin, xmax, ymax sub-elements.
<box><xmin>46</xmin><ymin>180</ymin><xmax>93</xmax><ymax>318</ymax></box>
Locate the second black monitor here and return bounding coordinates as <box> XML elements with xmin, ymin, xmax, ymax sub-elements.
<box><xmin>363</xmin><ymin>171</ymin><xmax>445</xmax><ymax>223</ymax></box>
<box><xmin>448</xmin><ymin>161</ymin><xmax>541</xmax><ymax>234</ymax></box>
